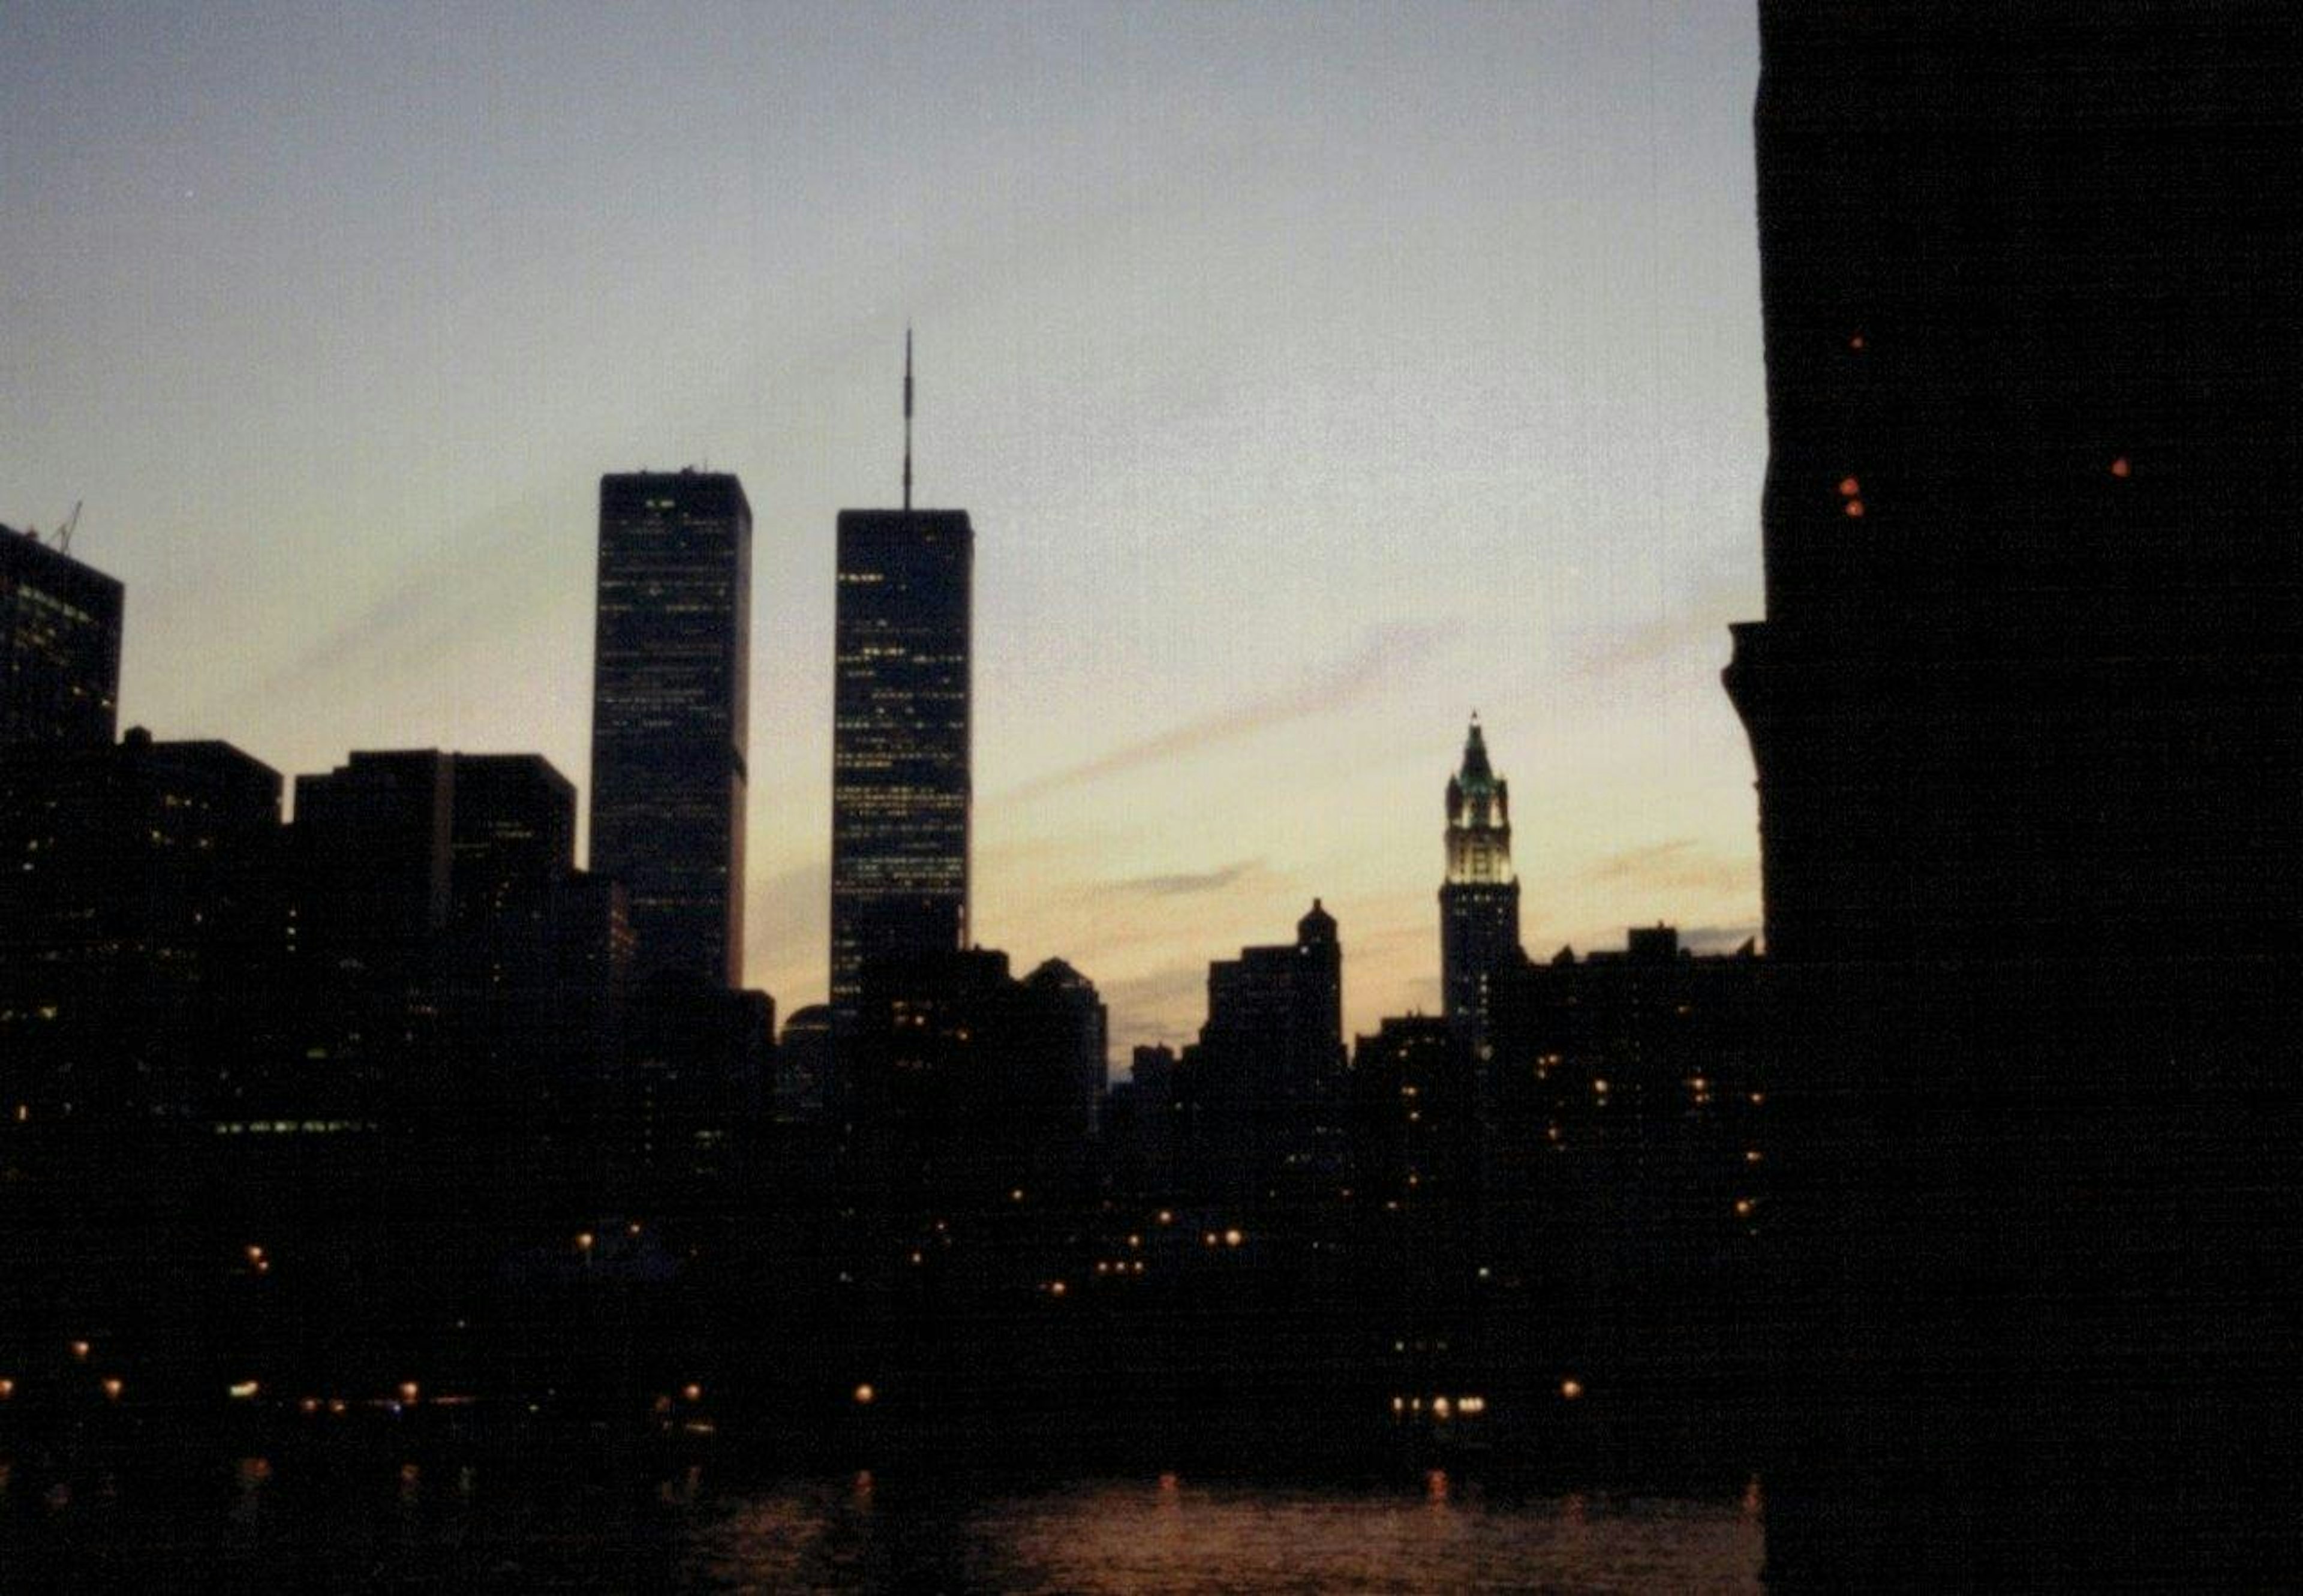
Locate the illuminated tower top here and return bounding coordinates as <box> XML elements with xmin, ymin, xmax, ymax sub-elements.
<box><xmin>1444</xmin><ymin>716</ymin><xmax>1513</xmax><ymax>887</ymax></box>
<box><xmin>1439</xmin><ymin>716</ymin><xmax>1521</xmax><ymax>1039</ymax></box>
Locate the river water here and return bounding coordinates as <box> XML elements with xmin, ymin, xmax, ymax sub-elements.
<box><xmin>672</xmin><ymin>1472</ymin><xmax>1763</xmax><ymax>1594</ymax></box>
<box><xmin>5</xmin><ymin>1453</ymin><xmax>1762</xmax><ymax>1592</ymax></box>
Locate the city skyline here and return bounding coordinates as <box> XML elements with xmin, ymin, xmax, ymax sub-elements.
<box><xmin>0</xmin><ymin>4</ymin><xmax>1765</xmax><ymax>1052</ymax></box>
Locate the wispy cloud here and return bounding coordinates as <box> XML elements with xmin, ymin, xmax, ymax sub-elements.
<box><xmin>1105</xmin><ymin>859</ymin><xmax>1262</xmax><ymax>898</ymax></box>
<box><xmin>1586</xmin><ymin>838</ymin><xmax>1697</xmax><ymax>880</ymax></box>
<box><xmin>1574</xmin><ymin>556</ymin><xmax>1759</xmax><ymax>678</ymax></box>
<box><xmin>1000</xmin><ymin>621</ymin><xmax>1453</xmax><ymax>802</ymax></box>
<box><xmin>1582</xmin><ymin>838</ymin><xmax>1754</xmax><ymax>897</ymax></box>
<box><xmin>233</xmin><ymin>495</ymin><xmax>563</xmax><ymax>708</ymax></box>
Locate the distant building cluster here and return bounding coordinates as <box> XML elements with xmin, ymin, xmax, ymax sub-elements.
<box><xmin>0</xmin><ymin>365</ymin><xmax>1763</xmax><ymax>1465</ymax></box>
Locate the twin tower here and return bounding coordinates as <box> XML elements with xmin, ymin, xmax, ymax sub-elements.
<box><xmin>585</xmin><ymin>340</ymin><xmax>972</xmax><ymax>1022</ymax></box>
<box><xmin>584</xmin><ymin>345</ymin><xmax>1508</xmax><ymax>1040</ymax></box>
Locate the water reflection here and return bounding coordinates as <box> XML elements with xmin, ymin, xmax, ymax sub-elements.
<box><xmin>2</xmin><ymin>1456</ymin><xmax>1762</xmax><ymax>1593</ymax></box>
<box><xmin>675</xmin><ymin>1475</ymin><xmax>1760</xmax><ymax>1594</ymax></box>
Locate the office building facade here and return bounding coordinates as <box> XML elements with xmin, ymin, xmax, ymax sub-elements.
<box><xmin>589</xmin><ymin>471</ymin><xmax>751</xmax><ymax>987</ymax></box>
<box><xmin>829</xmin><ymin>506</ymin><xmax>972</xmax><ymax>1028</ymax></box>
<box><xmin>1</xmin><ymin>526</ymin><xmax>123</xmax><ymax>747</ymax></box>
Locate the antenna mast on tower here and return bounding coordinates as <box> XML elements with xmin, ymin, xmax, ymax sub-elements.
<box><xmin>903</xmin><ymin>326</ymin><xmax>914</xmax><ymax>512</ymax></box>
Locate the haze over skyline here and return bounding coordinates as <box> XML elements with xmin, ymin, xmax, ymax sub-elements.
<box><xmin>0</xmin><ymin>2</ymin><xmax>1764</xmax><ymax>1053</ymax></box>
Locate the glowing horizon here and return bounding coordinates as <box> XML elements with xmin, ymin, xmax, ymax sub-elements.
<box><xmin>0</xmin><ymin>3</ymin><xmax>1764</xmax><ymax>1057</ymax></box>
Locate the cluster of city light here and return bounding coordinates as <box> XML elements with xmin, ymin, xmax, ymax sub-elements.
<box><xmin>1390</xmin><ymin>1393</ymin><xmax>1491</xmax><ymax>1420</ymax></box>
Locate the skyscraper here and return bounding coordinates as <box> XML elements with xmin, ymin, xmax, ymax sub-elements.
<box><xmin>1</xmin><ymin>525</ymin><xmax>123</xmax><ymax>747</ymax></box>
<box><xmin>829</xmin><ymin>339</ymin><xmax>972</xmax><ymax>1030</ymax></box>
<box><xmin>1180</xmin><ymin>901</ymin><xmax>1346</xmax><ymax>1195</ymax></box>
<box><xmin>589</xmin><ymin>470</ymin><xmax>751</xmax><ymax>988</ymax></box>
<box><xmin>1726</xmin><ymin>7</ymin><xmax>2303</xmax><ymax>1586</ymax></box>
<box><xmin>1438</xmin><ymin>716</ymin><xmax>1520</xmax><ymax>1041</ymax></box>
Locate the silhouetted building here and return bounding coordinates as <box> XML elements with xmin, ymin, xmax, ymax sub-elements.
<box><xmin>1350</xmin><ymin>1015</ymin><xmax>1475</xmax><ymax>1221</ymax></box>
<box><xmin>589</xmin><ymin>470</ymin><xmax>752</xmax><ymax>987</ymax></box>
<box><xmin>448</xmin><ymin>754</ymin><xmax>578</xmax><ymax>930</ymax></box>
<box><xmin>298</xmin><ymin>749</ymin><xmax>595</xmax><ymax>970</ymax></box>
<box><xmin>1490</xmin><ymin>928</ymin><xmax>1761</xmax><ymax>1381</ymax></box>
<box><xmin>284</xmin><ymin>749</ymin><xmax>627</xmax><ymax>1167</ymax></box>
<box><xmin>1438</xmin><ymin>716</ymin><xmax>1521</xmax><ymax>1041</ymax></box>
<box><xmin>1726</xmin><ymin>8</ymin><xmax>2303</xmax><ymax>1585</ymax></box>
<box><xmin>621</xmin><ymin>978</ymin><xmax>772</xmax><ymax>1199</ymax></box>
<box><xmin>0</xmin><ymin>728</ymin><xmax>282</xmax><ymax>1119</ymax></box>
<box><xmin>849</xmin><ymin>948</ymin><xmax>1098</xmax><ymax>1208</ymax></box>
<box><xmin>1</xmin><ymin>527</ymin><xmax>123</xmax><ymax>747</ymax></box>
<box><xmin>830</xmin><ymin>338</ymin><xmax>972</xmax><ymax>1032</ymax></box>
<box><xmin>1102</xmin><ymin>1042</ymin><xmax>1180</xmax><ymax>1198</ymax></box>
<box><xmin>292</xmin><ymin>750</ymin><xmax>455</xmax><ymax>983</ymax></box>
<box><xmin>1023</xmin><ymin>957</ymin><xmax>1109</xmax><ymax>1138</ymax></box>
<box><xmin>775</xmin><ymin>1003</ymin><xmax>834</xmax><ymax>1125</ymax></box>
<box><xmin>1178</xmin><ymin>901</ymin><xmax>1346</xmax><ymax>1198</ymax></box>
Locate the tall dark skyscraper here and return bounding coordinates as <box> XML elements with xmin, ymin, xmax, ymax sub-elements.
<box><xmin>589</xmin><ymin>470</ymin><xmax>751</xmax><ymax>988</ymax></box>
<box><xmin>829</xmin><ymin>339</ymin><xmax>972</xmax><ymax>1030</ymax></box>
<box><xmin>1</xmin><ymin>525</ymin><xmax>124</xmax><ymax>747</ymax></box>
<box><xmin>1438</xmin><ymin>716</ymin><xmax>1520</xmax><ymax>1041</ymax></box>
<box><xmin>1726</xmin><ymin>8</ymin><xmax>2303</xmax><ymax>1588</ymax></box>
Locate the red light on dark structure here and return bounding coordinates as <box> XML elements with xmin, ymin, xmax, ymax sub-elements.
<box><xmin>2110</xmin><ymin>456</ymin><xmax>2131</xmax><ymax>479</ymax></box>
<box><xmin>1838</xmin><ymin>476</ymin><xmax>1860</xmax><ymax>497</ymax></box>
<box><xmin>1843</xmin><ymin>500</ymin><xmax>1865</xmax><ymax>518</ymax></box>
<box><xmin>1848</xmin><ymin>333</ymin><xmax>1866</xmax><ymax>350</ymax></box>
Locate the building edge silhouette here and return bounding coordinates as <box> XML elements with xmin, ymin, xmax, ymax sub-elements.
<box><xmin>1729</xmin><ymin>7</ymin><xmax>2303</xmax><ymax>1587</ymax></box>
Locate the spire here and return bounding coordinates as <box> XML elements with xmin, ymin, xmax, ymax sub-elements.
<box><xmin>1459</xmin><ymin>714</ymin><xmax>1494</xmax><ymax>789</ymax></box>
<box><xmin>902</xmin><ymin>325</ymin><xmax>914</xmax><ymax>512</ymax></box>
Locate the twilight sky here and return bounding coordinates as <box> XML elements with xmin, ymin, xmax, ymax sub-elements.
<box><xmin>0</xmin><ymin>2</ymin><xmax>1764</xmax><ymax>1057</ymax></box>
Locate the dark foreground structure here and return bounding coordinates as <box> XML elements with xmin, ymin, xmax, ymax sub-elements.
<box><xmin>1727</xmin><ymin>6</ymin><xmax>2302</xmax><ymax>1587</ymax></box>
